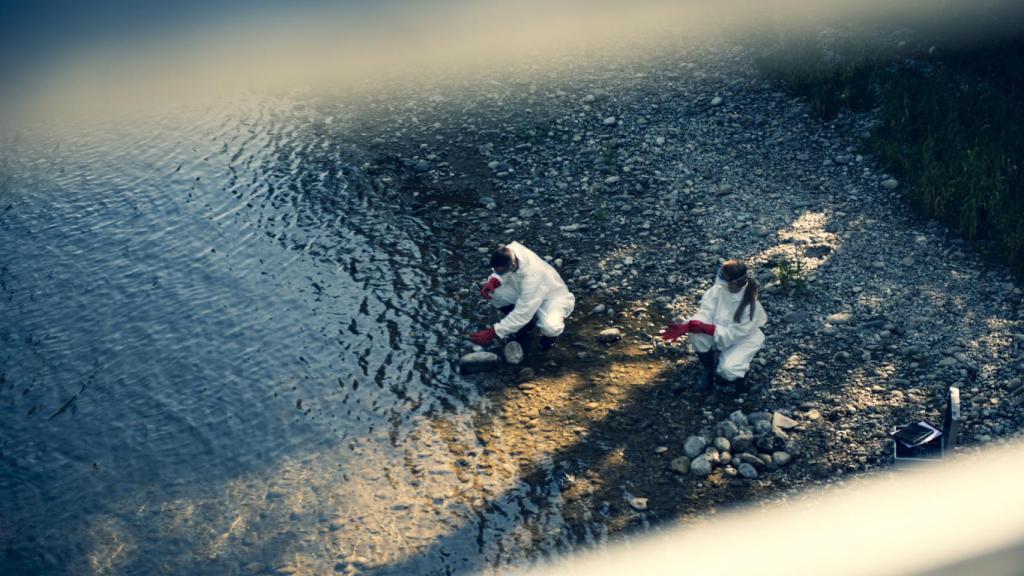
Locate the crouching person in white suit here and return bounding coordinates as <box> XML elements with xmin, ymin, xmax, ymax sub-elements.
<box><xmin>660</xmin><ymin>259</ymin><xmax>767</xmax><ymax>392</ymax></box>
<box><xmin>469</xmin><ymin>242</ymin><xmax>576</xmax><ymax>351</ymax></box>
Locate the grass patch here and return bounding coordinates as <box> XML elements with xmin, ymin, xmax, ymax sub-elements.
<box><xmin>757</xmin><ymin>29</ymin><xmax>1024</xmax><ymax>272</ymax></box>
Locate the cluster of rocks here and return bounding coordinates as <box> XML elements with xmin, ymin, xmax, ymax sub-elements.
<box><xmin>670</xmin><ymin>410</ymin><xmax>800</xmax><ymax>480</ymax></box>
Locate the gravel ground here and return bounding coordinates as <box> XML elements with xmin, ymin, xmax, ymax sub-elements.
<box><xmin>329</xmin><ymin>38</ymin><xmax>1024</xmax><ymax>554</ymax></box>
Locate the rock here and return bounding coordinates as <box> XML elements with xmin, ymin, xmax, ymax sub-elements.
<box><xmin>714</xmin><ymin>437</ymin><xmax>731</xmax><ymax>452</ymax></box>
<box><xmin>591</xmin><ymin>304</ymin><xmax>606</xmax><ymax>315</ymax></box>
<box><xmin>460</xmin><ymin>352</ymin><xmax>500</xmax><ymax>374</ymax></box>
<box><xmin>938</xmin><ymin>357</ymin><xmax>958</xmax><ymax>367</ymax></box>
<box><xmin>629</xmin><ymin>497</ymin><xmax>648</xmax><ymax>511</ymax></box>
<box><xmin>881</xmin><ymin>178</ymin><xmax>899</xmax><ymax>190</ymax></box>
<box><xmin>716</xmin><ymin>420</ymin><xmax>739</xmax><ymax>440</ymax></box>
<box><xmin>503</xmin><ymin>341</ymin><xmax>524</xmax><ymax>365</ymax></box>
<box><xmin>684</xmin><ymin>435</ymin><xmax>708</xmax><ymax>458</ymax></box>
<box><xmin>738</xmin><ymin>463</ymin><xmax>758</xmax><ymax>479</ymax></box>
<box><xmin>705</xmin><ymin>447</ymin><xmax>721</xmax><ymax>466</ymax></box>
<box><xmin>711</xmin><ymin>96</ymin><xmax>723</xmax><ymax>106</ymax></box>
<box><xmin>782</xmin><ymin>310</ymin><xmax>809</xmax><ymax>323</ymax></box>
<box><xmin>597</xmin><ymin>328</ymin><xmax>622</xmax><ymax>344</ymax></box>
<box><xmin>773</xmin><ymin>451</ymin><xmax>793</xmax><ymax>466</ymax></box>
<box><xmin>581</xmin><ymin>94</ymin><xmax>596</xmax><ymax>103</ymax></box>
<box><xmin>732</xmin><ymin>432</ymin><xmax>754</xmax><ymax>453</ymax></box>
<box><xmin>517</xmin><ymin>367</ymin><xmax>536</xmax><ymax>382</ymax></box>
<box><xmin>728</xmin><ymin>410</ymin><xmax>749</xmax><ymax>427</ymax></box>
<box><xmin>670</xmin><ymin>456</ymin><xmax>691</xmax><ymax>474</ymax></box>
<box><xmin>804</xmin><ymin>245</ymin><xmax>832</xmax><ymax>259</ymax></box>
<box><xmin>739</xmin><ymin>453</ymin><xmax>764</xmax><ymax>467</ymax></box>
<box><xmin>714</xmin><ymin>184</ymin><xmax>733</xmax><ymax>196</ymax></box>
<box><xmin>655</xmin><ymin>446</ymin><xmax>668</xmax><ymax>454</ymax></box>
<box><xmin>772</xmin><ymin>412</ymin><xmax>799</xmax><ymax>430</ymax></box>
<box><xmin>690</xmin><ymin>455</ymin><xmax>712</xmax><ymax>477</ymax></box>
<box><xmin>826</xmin><ymin>312</ymin><xmax>854</xmax><ymax>324</ymax></box>
<box><xmin>602</xmin><ymin>116</ymin><xmax>617</xmax><ymax>126</ymax></box>
<box><xmin>413</xmin><ymin>160</ymin><xmax>433</xmax><ymax>173</ymax></box>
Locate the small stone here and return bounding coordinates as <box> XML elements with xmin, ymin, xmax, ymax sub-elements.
<box><xmin>705</xmin><ymin>447</ymin><xmax>721</xmax><ymax>466</ymax></box>
<box><xmin>732</xmin><ymin>432</ymin><xmax>754</xmax><ymax>453</ymax></box>
<box><xmin>738</xmin><ymin>463</ymin><xmax>758</xmax><ymax>479</ymax></box>
<box><xmin>716</xmin><ymin>420</ymin><xmax>740</xmax><ymax>440</ymax></box>
<box><xmin>711</xmin><ymin>96</ymin><xmax>723</xmax><ymax>106</ymax></box>
<box><xmin>729</xmin><ymin>410</ymin><xmax>749</xmax><ymax>427</ymax></box>
<box><xmin>517</xmin><ymin>367</ymin><xmax>536</xmax><ymax>382</ymax></box>
<box><xmin>460</xmin><ymin>352</ymin><xmax>500</xmax><ymax>374</ymax></box>
<box><xmin>503</xmin><ymin>341</ymin><xmax>524</xmax><ymax>365</ymax></box>
<box><xmin>714</xmin><ymin>437</ymin><xmax>731</xmax><ymax>452</ymax></box>
<box><xmin>597</xmin><ymin>328</ymin><xmax>622</xmax><ymax>344</ymax></box>
<box><xmin>654</xmin><ymin>446</ymin><xmax>669</xmax><ymax>454</ymax></box>
<box><xmin>881</xmin><ymin>178</ymin><xmax>899</xmax><ymax>190</ymax></box>
<box><xmin>826</xmin><ymin>312</ymin><xmax>854</xmax><ymax>324</ymax></box>
<box><xmin>772</xmin><ymin>412</ymin><xmax>799</xmax><ymax>430</ymax></box>
<box><xmin>714</xmin><ymin>184</ymin><xmax>733</xmax><ymax>196</ymax></box>
<box><xmin>773</xmin><ymin>451</ymin><xmax>793</xmax><ymax>466</ymax></box>
<box><xmin>602</xmin><ymin>116</ymin><xmax>617</xmax><ymax>126</ymax></box>
<box><xmin>629</xmin><ymin>497</ymin><xmax>648</xmax><ymax>511</ymax></box>
<box><xmin>684</xmin><ymin>435</ymin><xmax>708</xmax><ymax>458</ymax></box>
<box><xmin>670</xmin><ymin>456</ymin><xmax>691</xmax><ymax>474</ymax></box>
<box><xmin>690</xmin><ymin>455</ymin><xmax>712</xmax><ymax>476</ymax></box>
<box><xmin>591</xmin><ymin>304</ymin><xmax>607</xmax><ymax>315</ymax></box>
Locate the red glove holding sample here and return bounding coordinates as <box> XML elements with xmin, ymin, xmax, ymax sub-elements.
<box><xmin>659</xmin><ymin>323</ymin><xmax>691</xmax><ymax>341</ymax></box>
<box><xmin>687</xmin><ymin>320</ymin><xmax>716</xmax><ymax>335</ymax></box>
<box><xmin>480</xmin><ymin>277</ymin><xmax>502</xmax><ymax>300</ymax></box>
<box><xmin>470</xmin><ymin>326</ymin><xmax>498</xmax><ymax>346</ymax></box>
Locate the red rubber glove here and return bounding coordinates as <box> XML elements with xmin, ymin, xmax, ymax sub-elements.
<box><xmin>688</xmin><ymin>320</ymin><xmax>716</xmax><ymax>335</ymax></box>
<box><xmin>470</xmin><ymin>326</ymin><xmax>497</xmax><ymax>346</ymax></box>
<box><xmin>659</xmin><ymin>323</ymin><xmax>690</xmax><ymax>341</ymax></box>
<box><xmin>480</xmin><ymin>277</ymin><xmax>502</xmax><ymax>300</ymax></box>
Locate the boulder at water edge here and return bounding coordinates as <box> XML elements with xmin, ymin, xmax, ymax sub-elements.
<box><xmin>460</xmin><ymin>352</ymin><xmax>500</xmax><ymax>374</ymax></box>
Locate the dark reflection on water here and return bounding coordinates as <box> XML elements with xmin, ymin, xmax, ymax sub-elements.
<box><xmin>0</xmin><ymin>100</ymin><xmax>507</xmax><ymax>574</ymax></box>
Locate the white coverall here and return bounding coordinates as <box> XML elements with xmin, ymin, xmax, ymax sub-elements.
<box><xmin>487</xmin><ymin>242</ymin><xmax>575</xmax><ymax>339</ymax></box>
<box><xmin>687</xmin><ymin>282</ymin><xmax>768</xmax><ymax>381</ymax></box>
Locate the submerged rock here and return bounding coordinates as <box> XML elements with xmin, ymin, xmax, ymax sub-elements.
<box><xmin>460</xmin><ymin>352</ymin><xmax>500</xmax><ymax>374</ymax></box>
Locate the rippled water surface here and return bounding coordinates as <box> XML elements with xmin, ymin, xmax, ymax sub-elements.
<box><xmin>0</xmin><ymin>101</ymin><xmax>570</xmax><ymax>575</ymax></box>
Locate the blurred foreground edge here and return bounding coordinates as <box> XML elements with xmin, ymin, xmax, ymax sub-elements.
<box><xmin>519</xmin><ymin>438</ymin><xmax>1024</xmax><ymax>576</ymax></box>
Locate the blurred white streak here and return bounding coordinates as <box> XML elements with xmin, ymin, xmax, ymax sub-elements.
<box><xmin>6</xmin><ymin>0</ymin><xmax>1022</xmax><ymax>123</ymax></box>
<box><xmin>521</xmin><ymin>441</ymin><xmax>1024</xmax><ymax>576</ymax></box>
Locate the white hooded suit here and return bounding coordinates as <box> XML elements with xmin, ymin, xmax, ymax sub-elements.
<box><xmin>687</xmin><ymin>282</ymin><xmax>768</xmax><ymax>380</ymax></box>
<box><xmin>487</xmin><ymin>242</ymin><xmax>575</xmax><ymax>339</ymax></box>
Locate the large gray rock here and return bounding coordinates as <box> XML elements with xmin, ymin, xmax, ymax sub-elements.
<box><xmin>690</xmin><ymin>455</ymin><xmax>712</xmax><ymax>477</ymax></box>
<box><xmin>670</xmin><ymin>456</ymin><xmax>691</xmax><ymax>474</ymax></box>
<box><xmin>460</xmin><ymin>352</ymin><xmax>500</xmax><ymax>374</ymax></box>
<box><xmin>503</xmin><ymin>341</ymin><xmax>524</xmax><ymax>365</ymax></box>
<box><xmin>684</xmin><ymin>435</ymin><xmax>708</xmax><ymax>458</ymax></box>
<box><xmin>738</xmin><ymin>463</ymin><xmax>759</xmax><ymax>479</ymax></box>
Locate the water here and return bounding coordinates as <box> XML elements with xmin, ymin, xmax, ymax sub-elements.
<box><xmin>0</xmin><ymin>99</ymin><xmax>569</xmax><ymax>575</ymax></box>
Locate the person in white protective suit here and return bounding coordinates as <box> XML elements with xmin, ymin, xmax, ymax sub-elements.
<box><xmin>659</xmin><ymin>259</ymin><xmax>767</xmax><ymax>392</ymax></box>
<box><xmin>468</xmin><ymin>242</ymin><xmax>576</xmax><ymax>351</ymax></box>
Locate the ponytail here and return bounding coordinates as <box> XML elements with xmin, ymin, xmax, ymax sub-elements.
<box><xmin>720</xmin><ymin>259</ymin><xmax>758</xmax><ymax>323</ymax></box>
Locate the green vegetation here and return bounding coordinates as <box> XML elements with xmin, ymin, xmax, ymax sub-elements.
<box><xmin>774</xmin><ymin>257</ymin><xmax>808</xmax><ymax>295</ymax></box>
<box><xmin>757</xmin><ymin>29</ymin><xmax>1024</xmax><ymax>271</ymax></box>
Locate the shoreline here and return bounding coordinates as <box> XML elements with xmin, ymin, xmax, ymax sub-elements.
<box><xmin>342</xmin><ymin>39</ymin><xmax>1023</xmax><ymax>557</ymax></box>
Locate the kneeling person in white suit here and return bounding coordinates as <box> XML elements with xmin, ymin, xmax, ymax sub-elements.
<box><xmin>660</xmin><ymin>259</ymin><xmax>767</xmax><ymax>392</ymax></box>
<box><xmin>469</xmin><ymin>242</ymin><xmax>576</xmax><ymax>351</ymax></box>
